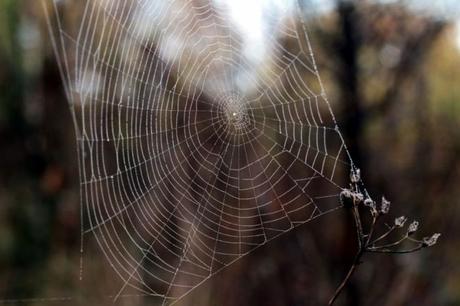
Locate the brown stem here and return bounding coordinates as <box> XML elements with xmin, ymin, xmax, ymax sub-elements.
<box><xmin>329</xmin><ymin>196</ymin><xmax>365</xmax><ymax>306</ymax></box>
<box><xmin>371</xmin><ymin>225</ymin><xmax>396</xmax><ymax>245</ymax></box>
<box><xmin>365</xmin><ymin>216</ymin><xmax>377</xmax><ymax>246</ymax></box>
<box><xmin>328</xmin><ymin>250</ymin><xmax>363</xmax><ymax>306</ymax></box>
<box><xmin>372</xmin><ymin>235</ymin><xmax>408</xmax><ymax>249</ymax></box>
<box><xmin>367</xmin><ymin>245</ymin><xmax>423</xmax><ymax>254</ymax></box>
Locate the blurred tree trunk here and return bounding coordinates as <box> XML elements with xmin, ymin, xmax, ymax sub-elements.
<box><xmin>334</xmin><ymin>2</ymin><xmax>363</xmax><ymax>305</ymax></box>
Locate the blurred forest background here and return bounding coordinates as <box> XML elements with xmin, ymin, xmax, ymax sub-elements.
<box><xmin>0</xmin><ymin>0</ymin><xmax>459</xmax><ymax>305</ymax></box>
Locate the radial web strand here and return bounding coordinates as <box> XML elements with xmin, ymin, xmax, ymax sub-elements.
<box><xmin>46</xmin><ymin>0</ymin><xmax>353</xmax><ymax>303</ymax></box>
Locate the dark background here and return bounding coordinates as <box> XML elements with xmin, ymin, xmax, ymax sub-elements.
<box><xmin>0</xmin><ymin>0</ymin><xmax>459</xmax><ymax>305</ymax></box>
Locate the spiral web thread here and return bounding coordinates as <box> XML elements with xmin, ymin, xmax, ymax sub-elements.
<box><xmin>46</xmin><ymin>0</ymin><xmax>354</xmax><ymax>303</ymax></box>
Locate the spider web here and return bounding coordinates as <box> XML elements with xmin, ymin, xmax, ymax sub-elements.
<box><xmin>46</xmin><ymin>0</ymin><xmax>353</xmax><ymax>303</ymax></box>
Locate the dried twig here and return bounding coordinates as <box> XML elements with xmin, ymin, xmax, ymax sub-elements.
<box><xmin>328</xmin><ymin>169</ymin><xmax>440</xmax><ymax>305</ymax></box>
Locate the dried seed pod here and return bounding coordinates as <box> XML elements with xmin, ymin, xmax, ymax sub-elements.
<box><xmin>350</xmin><ymin>169</ymin><xmax>361</xmax><ymax>183</ymax></box>
<box><xmin>422</xmin><ymin>233</ymin><xmax>441</xmax><ymax>247</ymax></box>
<box><xmin>380</xmin><ymin>196</ymin><xmax>391</xmax><ymax>214</ymax></box>
<box><xmin>340</xmin><ymin>189</ymin><xmax>354</xmax><ymax>208</ymax></box>
<box><xmin>364</xmin><ymin>198</ymin><xmax>374</xmax><ymax>207</ymax></box>
<box><xmin>364</xmin><ymin>198</ymin><xmax>378</xmax><ymax>217</ymax></box>
<box><xmin>394</xmin><ymin>216</ymin><xmax>407</xmax><ymax>228</ymax></box>
<box><xmin>408</xmin><ymin>221</ymin><xmax>419</xmax><ymax>235</ymax></box>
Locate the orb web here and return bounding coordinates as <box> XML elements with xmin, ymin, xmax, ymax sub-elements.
<box><xmin>46</xmin><ymin>0</ymin><xmax>352</xmax><ymax>303</ymax></box>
